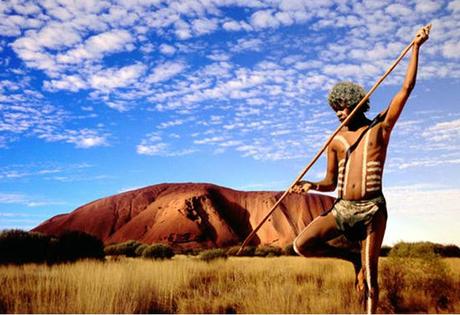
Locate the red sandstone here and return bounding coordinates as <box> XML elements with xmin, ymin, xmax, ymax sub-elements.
<box><xmin>33</xmin><ymin>183</ymin><xmax>335</xmax><ymax>248</ymax></box>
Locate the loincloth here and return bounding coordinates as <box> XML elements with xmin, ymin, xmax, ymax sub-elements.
<box><xmin>321</xmin><ymin>195</ymin><xmax>387</xmax><ymax>241</ymax></box>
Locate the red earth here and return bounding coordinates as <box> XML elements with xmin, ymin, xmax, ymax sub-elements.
<box><xmin>32</xmin><ymin>183</ymin><xmax>336</xmax><ymax>248</ymax></box>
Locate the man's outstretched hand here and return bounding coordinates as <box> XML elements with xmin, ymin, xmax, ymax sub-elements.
<box><xmin>414</xmin><ymin>25</ymin><xmax>430</xmax><ymax>47</ymax></box>
<box><xmin>289</xmin><ymin>181</ymin><xmax>313</xmax><ymax>194</ymax></box>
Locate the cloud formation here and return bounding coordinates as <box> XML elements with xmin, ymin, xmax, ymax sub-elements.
<box><xmin>1</xmin><ymin>0</ymin><xmax>459</xmax><ymax>162</ymax></box>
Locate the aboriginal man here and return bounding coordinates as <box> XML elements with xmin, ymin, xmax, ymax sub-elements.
<box><xmin>290</xmin><ymin>26</ymin><xmax>429</xmax><ymax>314</ymax></box>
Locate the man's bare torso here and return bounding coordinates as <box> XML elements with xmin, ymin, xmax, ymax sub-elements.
<box><xmin>332</xmin><ymin>120</ymin><xmax>389</xmax><ymax>201</ymax></box>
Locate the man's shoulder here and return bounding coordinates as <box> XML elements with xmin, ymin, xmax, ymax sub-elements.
<box><xmin>331</xmin><ymin>131</ymin><xmax>350</xmax><ymax>148</ymax></box>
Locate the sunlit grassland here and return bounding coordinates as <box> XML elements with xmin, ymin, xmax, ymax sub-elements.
<box><xmin>0</xmin><ymin>256</ymin><xmax>459</xmax><ymax>313</ymax></box>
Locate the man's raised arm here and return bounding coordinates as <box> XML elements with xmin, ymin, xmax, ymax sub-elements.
<box><xmin>382</xmin><ymin>26</ymin><xmax>430</xmax><ymax>136</ymax></box>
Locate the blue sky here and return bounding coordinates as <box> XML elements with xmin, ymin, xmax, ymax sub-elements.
<box><xmin>1</xmin><ymin>0</ymin><xmax>459</xmax><ymax>245</ymax></box>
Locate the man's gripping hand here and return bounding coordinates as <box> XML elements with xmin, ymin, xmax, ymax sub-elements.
<box><xmin>414</xmin><ymin>25</ymin><xmax>430</xmax><ymax>47</ymax></box>
<box><xmin>289</xmin><ymin>181</ymin><xmax>313</xmax><ymax>194</ymax></box>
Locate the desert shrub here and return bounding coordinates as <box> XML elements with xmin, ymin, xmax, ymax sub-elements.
<box><xmin>380</xmin><ymin>245</ymin><xmax>392</xmax><ymax>257</ymax></box>
<box><xmin>255</xmin><ymin>245</ymin><xmax>282</xmax><ymax>257</ymax></box>
<box><xmin>142</xmin><ymin>244</ymin><xmax>175</xmax><ymax>260</ymax></box>
<box><xmin>0</xmin><ymin>229</ymin><xmax>51</xmax><ymax>264</ymax></box>
<box><xmin>0</xmin><ymin>229</ymin><xmax>104</xmax><ymax>264</ymax></box>
<box><xmin>435</xmin><ymin>244</ymin><xmax>460</xmax><ymax>257</ymax></box>
<box><xmin>389</xmin><ymin>241</ymin><xmax>439</xmax><ymax>259</ymax></box>
<box><xmin>53</xmin><ymin>230</ymin><xmax>104</xmax><ymax>263</ymax></box>
<box><xmin>104</xmin><ymin>240</ymin><xmax>143</xmax><ymax>257</ymax></box>
<box><xmin>199</xmin><ymin>249</ymin><xmax>227</xmax><ymax>262</ymax></box>
<box><xmin>134</xmin><ymin>243</ymin><xmax>149</xmax><ymax>257</ymax></box>
<box><xmin>180</xmin><ymin>247</ymin><xmax>203</xmax><ymax>256</ymax></box>
<box><xmin>388</xmin><ymin>242</ymin><xmax>460</xmax><ymax>258</ymax></box>
<box><xmin>381</xmin><ymin>245</ymin><xmax>454</xmax><ymax>313</ymax></box>
<box><xmin>226</xmin><ymin>245</ymin><xmax>256</xmax><ymax>257</ymax></box>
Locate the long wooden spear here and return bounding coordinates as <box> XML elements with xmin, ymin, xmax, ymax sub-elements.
<box><xmin>236</xmin><ymin>24</ymin><xmax>432</xmax><ymax>255</ymax></box>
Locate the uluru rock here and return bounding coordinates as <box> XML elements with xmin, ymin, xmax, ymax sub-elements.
<box><xmin>32</xmin><ymin>183</ymin><xmax>335</xmax><ymax>248</ymax></box>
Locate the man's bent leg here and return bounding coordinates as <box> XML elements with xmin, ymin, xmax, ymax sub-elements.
<box><xmin>293</xmin><ymin>212</ymin><xmax>342</xmax><ymax>257</ymax></box>
<box><xmin>359</xmin><ymin>209</ymin><xmax>387</xmax><ymax>314</ymax></box>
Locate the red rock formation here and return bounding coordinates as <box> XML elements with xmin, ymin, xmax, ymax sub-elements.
<box><xmin>32</xmin><ymin>183</ymin><xmax>335</xmax><ymax>248</ymax></box>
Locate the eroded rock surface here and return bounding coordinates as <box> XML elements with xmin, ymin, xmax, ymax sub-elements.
<box><xmin>33</xmin><ymin>183</ymin><xmax>335</xmax><ymax>248</ymax></box>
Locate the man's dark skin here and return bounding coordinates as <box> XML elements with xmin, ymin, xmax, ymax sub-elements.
<box><xmin>290</xmin><ymin>26</ymin><xmax>429</xmax><ymax>314</ymax></box>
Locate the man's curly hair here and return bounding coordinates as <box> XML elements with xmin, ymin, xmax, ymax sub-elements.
<box><xmin>327</xmin><ymin>81</ymin><xmax>369</xmax><ymax>112</ymax></box>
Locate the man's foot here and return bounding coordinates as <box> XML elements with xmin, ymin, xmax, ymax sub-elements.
<box><xmin>355</xmin><ymin>267</ymin><xmax>367</xmax><ymax>311</ymax></box>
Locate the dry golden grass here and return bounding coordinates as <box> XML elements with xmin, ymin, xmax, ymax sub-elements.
<box><xmin>0</xmin><ymin>256</ymin><xmax>458</xmax><ymax>313</ymax></box>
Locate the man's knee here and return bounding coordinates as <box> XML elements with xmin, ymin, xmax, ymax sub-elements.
<box><xmin>293</xmin><ymin>235</ymin><xmax>318</xmax><ymax>257</ymax></box>
<box><xmin>293</xmin><ymin>238</ymin><xmax>302</xmax><ymax>256</ymax></box>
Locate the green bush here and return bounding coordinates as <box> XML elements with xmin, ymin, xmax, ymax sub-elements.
<box><xmin>384</xmin><ymin>242</ymin><xmax>459</xmax><ymax>258</ymax></box>
<box><xmin>380</xmin><ymin>245</ymin><xmax>392</xmax><ymax>257</ymax></box>
<box><xmin>389</xmin><ymin>242</ymin><xmax>439</xmax><ymax>259</ymax></box>
<box><xmin>381</xmin><ymin>243</ymin><xmax>454</xmax><ymax>313</ymax></box>
<box><xmin>434</xmin><ymin>244</ymin><xmax>460</xmax><ymax>257</ymax></box>
<box><xmin>226</xmin><ymin>245</ymin><xmax>256</xmax><ymax>257</ymax></box>
<box><xmin>0</xmin><ymin>229</ymin><xmax>51</xmax><ymax>264</ymax></box>
<box><xmin>53</xmin><ymin>230</ymin><xmax>104</xmax><ymax>262</ymax></box>
<box><xmin>134</xmin><ymin>243</ymin><xmax>149</xmax><ymax>257</ymax></box>
<box><xmin>104</xmin><ymin>240</ymin><xmax>143</xmax><ymax>257</ymax></box>
<box><xmin>255</xmin><ymin>245</ymin><xmax>282</xmax><ymax>257</ymax></box>
<box><xmin>142</xmin><ymin>244</ymin><xmax>175</xmax><ymax>260</ymax></box>
<box><xmin>0</xmin><ymin>229</ymin><xmax>104</xmax><ymax>264</ymax></box>
<box><xmin>199</xmin><ymin>249</ymin><xmax>227</xmax><ymax>262</ymax></box>
<box><xmin>180</xmin><ymin>247</ymin><xmax>203</xmax><ymax>256</ymax></box>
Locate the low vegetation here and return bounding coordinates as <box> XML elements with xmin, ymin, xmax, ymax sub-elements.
<box><xmin>0</xmin><ymin>256</ymin><xmax>458</xmax><ymax>313</ymax></box>
<box><xmin>1</xmin><ymin>231</ymin><xmax>459</xmax><ymax>313</ymax></box>
<box><xmin>380</xmin><ymin>241</ymin><xmax>457</xmax><ymax>313</ymax></box>
<box><xmin>0</xmin><ymin>229</ymin><xmax>104</xmax><ymax>264</ymax></box>
<box><xmin>141</xmin><ymin>244</ymin><xmax>175</xmax><ymax>260</ymax></box>
<box><xmin>198</xmin><ymin>248</ymin><xmax>227</xmax><ymax>262</ymax></box>
<box><xmin>104</xmin><ymin>240</ymin><xmax>143</xmax><ymax>257</ymax></box>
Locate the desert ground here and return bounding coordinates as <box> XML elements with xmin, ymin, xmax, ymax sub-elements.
<box><xmin>1</xmin><ymin>256</ymin><xmax>458</xmax><ymax>314</ymax></box>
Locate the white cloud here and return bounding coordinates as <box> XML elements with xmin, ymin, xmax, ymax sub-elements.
<box><xmin>174</xmin><ymin>19</ymin><xmax>192</xmax><ymax>39</ymax></box>
<box><xmin>89</xmin><ymin>63</ymin><xmax>146</xmax><ymax>91</ymax></box>
<box><xmin>323</xmin><ymin>63</ymin><xmax>380</xmax><ymax>80</ymax></box>
<box><xmin>191</xmin><ymin>18</ymin><xmax>218</xmax><ymax>35</ymax></box>
<box><xmin>222</xmin><ymin>20</ymin><xmax>253</xmax><ymax>32</ymax></box>
<box><xmin>158</xmin><ymin>119</ymin><xmax>185</xmax><ymax>129</ymax></box>
<box><xmin>136</xmin><ymin>142</ymin><xmax>195</xmax><ymax>156</ymax></box>
<box><xmin>385</xmin><ymin>184</ymin><xmax>460</xmax><ymax>215</ymax></box>
<box><xmin>0</xmin><ymin>192</ymin><xmax>65</xmax><ymax>207</ymax></box>
<box><xmin>398</xmin><ymin>158</ymin><xmax>460</xmax><ymax>170</ymax></box>
<box><xmin>12</xmin><ymin>23</ymin><xmax>81</xmax><ymax>52</ymax></box>
<box><xmin>74</xmin><ymin>135</ymin><xmax>107</xmax><ymax>149</ymax></box>
<box><xmin>442</xmin><ymin>41</ymin><xmax>460</xmax><ymax>59</ymax></box>
<box><xmin>145</xmin><ymin>61</ymin><xmax>185</xmax><ymax>83</ymax></box>
<box><xmin>415</xmin><ymin>0</ymin><xmax>442</xmax><ymax>13</ymax></box>
<box><xmin>250</xmin><ymin>10</ymin><xmax>280</xmax><ymax>29</ymax></box>
<box><xmin>136</xmin><ymin>131</ymin><xmax>195</xmax><ymax>156</ymax></box>
<box><xmin>231</xmin><ymin>38</ymin><xmax>264</xmax><ymax>52</ymax></box>
<box><xmin>448</xmin><ymin>0</ymin><xmax>460</xmax><ymax>12</ymax></box>
<box><xmin>385</xmin><ymin>4</ymin><xmax>412</xmax><ymax>16</ymax></box>
<box><xmin>136</xmin><ymin>142</ymin><xmax>168</xmax><ymax>155</ymax></box>
<box><xmin>56</xmin><ymin>29</ymin><xmax>134</xmax><ymax>64</ymax></box>
<box><xmin>159</xmin><ymin>43</ymin><xmax>176</xmax><ymax>55</ymax></box>
<box><xmin>37</xmin><ymin>128</ymin><xmax>109</xmax><ymax>149</ymax></box>
<box><xmin>422</xmin><ymin>118</ymin><xmax>460</xmax><ymax>143</ymax></box>
<box><xmin>44</xmin><ymin>74</ymin><xmax>87</xmax><ymax>92</ymax></box>
<box><xmin>194</xmin><ymin>136</ymin><xmax>225</xmax><ymax>144</ymax></box>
